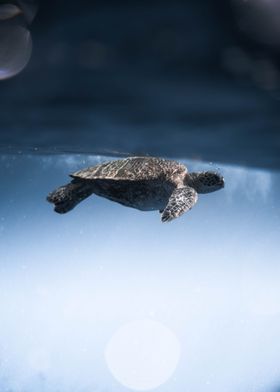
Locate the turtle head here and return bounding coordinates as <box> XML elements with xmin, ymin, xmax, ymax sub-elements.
<box><xmin>187</xmin><ymin>171</ymin><xmax>225</xmax><ymax>194</ymax></box>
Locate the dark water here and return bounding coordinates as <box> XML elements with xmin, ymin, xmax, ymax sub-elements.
<box><xmin>0</xmin><ymin>154</ymin><xmax>280</xmax><ymax>392</ymax></box>
<box><xmin>1</xmin><ymin>0</ymin><xmax>280</xmax><ymax>169</ymax></box>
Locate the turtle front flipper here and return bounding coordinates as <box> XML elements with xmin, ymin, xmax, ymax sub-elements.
<box><xmin>161</xmin><ymin>186</ymin><xmax>198</xmax><ymax>223</ymax></box>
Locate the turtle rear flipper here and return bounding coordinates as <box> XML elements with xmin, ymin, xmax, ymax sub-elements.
<box><xmin>47</xmin><ymin>181</ymin><xmax>93</xmax><ymax>214</ymax></box>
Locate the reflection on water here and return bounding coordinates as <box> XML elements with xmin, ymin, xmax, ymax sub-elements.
<box><xmin>0</xmin><ymin>154</ymin><xmax>280</xmax><ymax>392</ymax></box>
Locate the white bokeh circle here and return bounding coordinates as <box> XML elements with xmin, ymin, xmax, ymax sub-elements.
<box><xmin>0</xmin><ymin>25</ymin><xmax>32</xmax><ymax>80</ymax></box>
<box><xmin>105</xmin><ymin>319</ymin><xmax>181</xmax><ymax>391</ymax></box>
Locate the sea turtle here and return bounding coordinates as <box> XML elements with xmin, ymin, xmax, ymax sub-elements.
<box><xmin>47</xmin><ymin>156</ymin><xmax>224</xmax><ymax>222</ymax></box>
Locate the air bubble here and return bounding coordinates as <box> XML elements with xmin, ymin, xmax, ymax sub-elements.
<box><xmin>0</xmin><ymin>1</ymin><xmax>37</xmax><ymax>80</ymax></box>
<box><xmin>0</xmin><ymin>4</ymin><xmax>22</xmax><ymax>20</ymax></box>
<box><xmin>0</xmin><ymin>24</ymin><xmax>32</xmax><ymax>80</ymax></box>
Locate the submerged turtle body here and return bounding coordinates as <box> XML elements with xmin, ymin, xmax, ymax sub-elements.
<box><xmin>47</xmin><ymin>156</ymin><xmax>224</xmax><ymax>222</ymax></box>
<box><xmin>71</xmin><ymin>157</ymin><xmax>186</xmax><ymax>212</ymax></box>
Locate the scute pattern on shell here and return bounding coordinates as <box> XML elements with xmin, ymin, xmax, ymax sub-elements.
<box><xmin>161</xmin><ymin>186</ymin><xmax>198</xmax><ymax>222</ymax></box>
<box><xmin>71</xmin><ymin>157</ymin><xmax>186</xmax><ymax>181</ymax></box>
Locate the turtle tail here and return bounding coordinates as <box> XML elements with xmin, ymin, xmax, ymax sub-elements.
<box><xmin>47</xmin><ymin>180</ymin><xmax>93</xmax><ymax>214</ymax></box>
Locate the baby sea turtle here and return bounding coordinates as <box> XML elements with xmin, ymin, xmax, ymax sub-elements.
<box><xmin>47</xmin><ymin>156</ymin><xmax>224</xmax><ymax>222</ymax></box>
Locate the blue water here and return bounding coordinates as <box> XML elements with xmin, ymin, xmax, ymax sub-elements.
<box><xmin>0</xmin><ymin>154</ymin><xmax>280</xmax><ymax>392</ymax></box>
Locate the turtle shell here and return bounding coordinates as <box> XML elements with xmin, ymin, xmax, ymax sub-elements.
<box><xmin>70</xmin><ymin>157</ymin><xmax>186</xmax><ymax>181</ymax></box>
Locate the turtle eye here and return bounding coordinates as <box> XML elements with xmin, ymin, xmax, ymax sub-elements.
<box><xmin>214</xmin><ymin>176</ymin><xmax>220</xmax><ymax>183</ymax></box>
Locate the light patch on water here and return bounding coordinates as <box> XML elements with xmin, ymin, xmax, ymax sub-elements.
<box><xmin>241</xmin><ymin>260</ymin><xmax>280</xmax><ymax>316</ymax></box>
<box><xmin>40</xmin><ymin>154</ymin><xmax>111</xmax><ymax>171</ymax></box>
<box><xmin>183</xmin><ymin>159</ymin><xmax>272</xmax><ymax>201</ymax></box>
<box><xmin>2</xmin><ymin>152</ymin><xmax>273</xmax><ymax>205</ymax></box>
<box><xmin>40</xmin><ymin>154</ymin><xmax>273</xmax><ymax>203</ymax></box>
<box><xmin>105</xmin><ymin>319</ymin><xmax>181</xmax><ymax>391</ymax></box>
<box><xmin>222</xmin><ymin>166</ymin><xmax>272</xmax><ymax>201</ymax></box>
<box><xmin>27</xmin><ymin>348</ymin><xmax>51</xmax><ymax>373</ymax></box>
